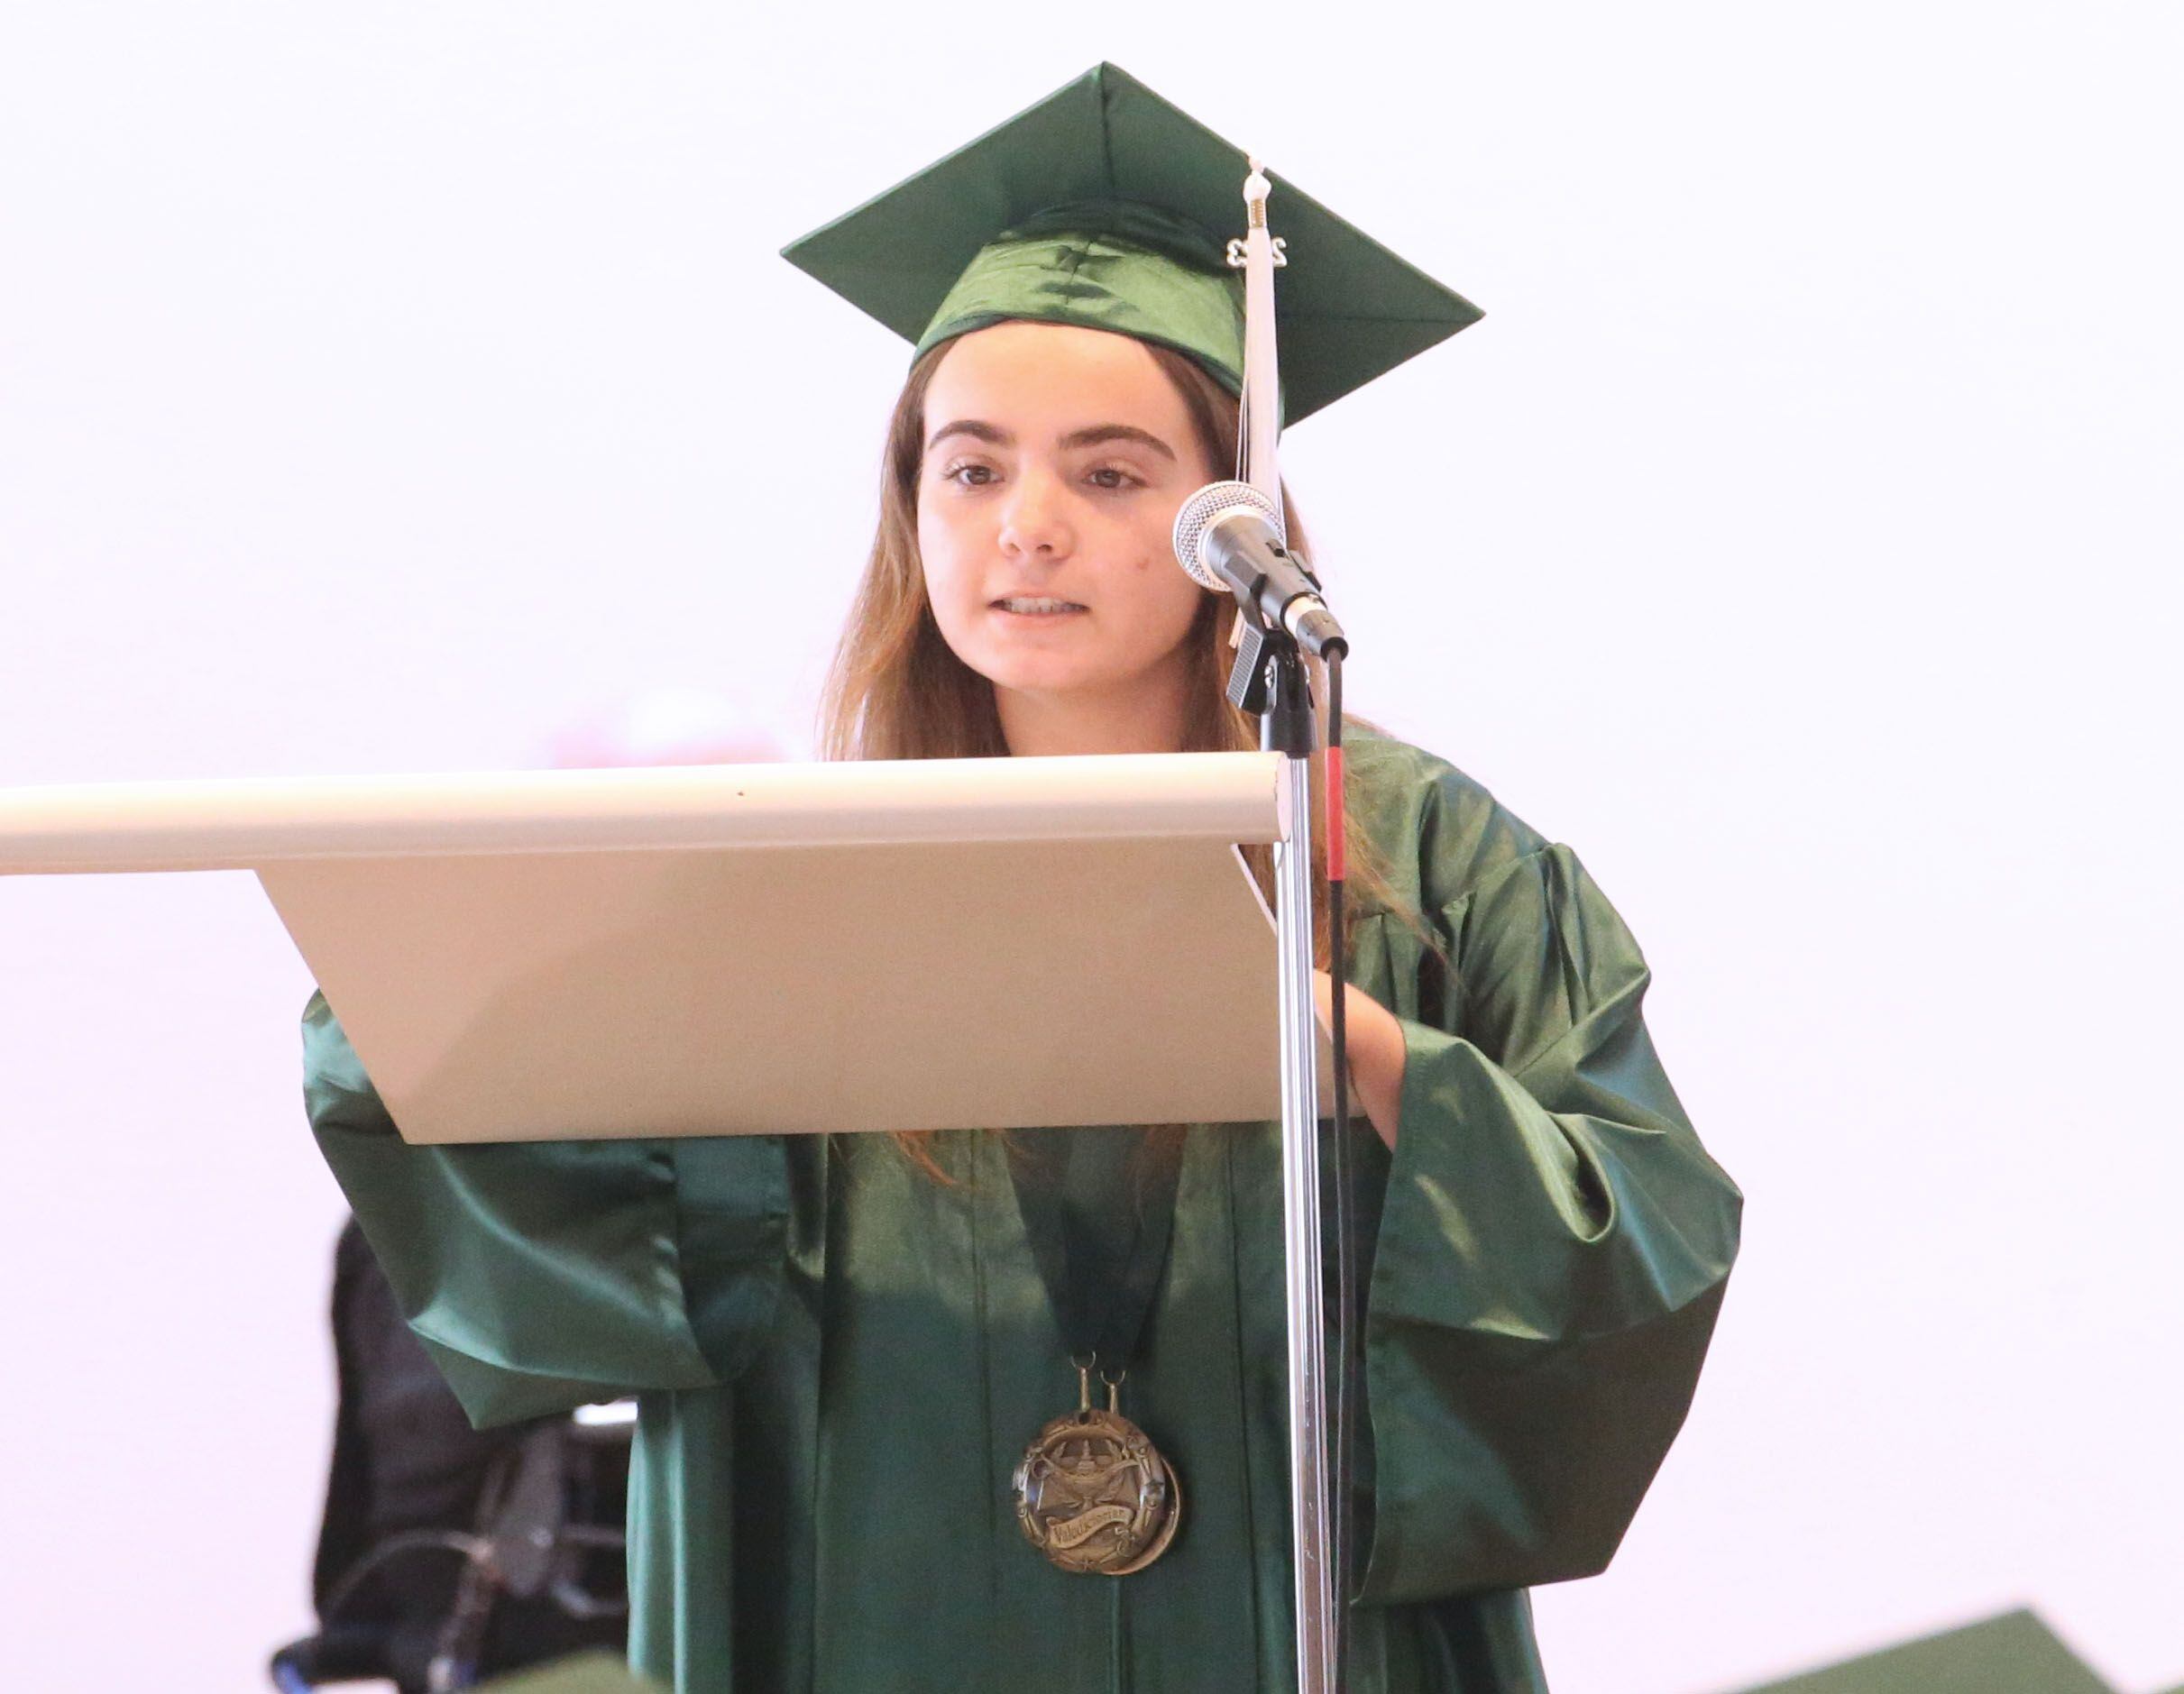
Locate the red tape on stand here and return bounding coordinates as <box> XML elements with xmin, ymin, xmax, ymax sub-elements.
<box><xmin>1325</xmin><ymin>746</ymin><xmax>1346</xmax><ymax>882</ymax></box>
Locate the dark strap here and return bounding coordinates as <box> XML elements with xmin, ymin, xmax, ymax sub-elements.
<box><xmin>1008</xmin><ymin>1126</ymin><xmax>1181</xmax><ymax>1374</ymax></box>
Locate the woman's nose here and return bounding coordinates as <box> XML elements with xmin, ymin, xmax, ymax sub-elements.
<box><xmin>996</xmin><ymin>470</ymin><xmax>1074</xmax><ymax>560</ymax></box>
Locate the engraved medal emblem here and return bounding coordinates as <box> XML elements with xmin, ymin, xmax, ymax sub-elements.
<box><xmin>1013</xmin><ymin>1369</ymin><xmax>1181</xmax><ymax>1576</ymax></box>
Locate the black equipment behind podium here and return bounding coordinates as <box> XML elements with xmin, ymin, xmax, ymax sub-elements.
<box><xmin>270</xmin><ymin>1220</ymin><xmax>632</xmax><ymax>1693</ymax></box>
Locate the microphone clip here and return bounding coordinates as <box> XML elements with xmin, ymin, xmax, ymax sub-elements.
<box><xmin>1223</xmin><ymin>545</ymin><xmax>1321</xmax><ymax>716</ymax></box>
<box><xmin>1226</xmin><ymin>619</ymin><xmax>1276</xmax><ymax>716</ymax></box>
<box><xmin>1227</xmin><ymin>619</ymin><xmax>1317</xmax><ymax>756</ymax></box>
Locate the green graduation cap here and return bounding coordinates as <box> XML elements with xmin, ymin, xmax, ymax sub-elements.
<box><xmin>781</xmin><ymin>62</ymin><xmax>1482</xmax><ymax>426</ymax></box>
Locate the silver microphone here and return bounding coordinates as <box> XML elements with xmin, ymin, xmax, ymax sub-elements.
<box><xmin>1170</xmin><ymin>481</ymin><xmax>1347</xmax><ymax>657</ymax></box>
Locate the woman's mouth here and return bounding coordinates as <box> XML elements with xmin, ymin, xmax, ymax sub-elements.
<box><xmin>991</xmin><ymin>597</ymin><xmax>1088</xmax><ymax>618</ymax></box>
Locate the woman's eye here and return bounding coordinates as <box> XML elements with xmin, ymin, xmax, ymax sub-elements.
<box><xmin>937</xmin><ymin>462</ymin><xmax>1140</xmax><ymax>491</ymax></box>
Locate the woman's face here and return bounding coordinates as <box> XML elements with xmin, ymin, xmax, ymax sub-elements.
<box><xmin>916</xmin><ymin>322</ymin><xmax>1218</xmax><ymax>727</ymax></box>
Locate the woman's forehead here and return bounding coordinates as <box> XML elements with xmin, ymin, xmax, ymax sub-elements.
<box><xmin>923</xmin><ymin>322</ymin><xmax>1190</xmax><ymax>440</ymax></box>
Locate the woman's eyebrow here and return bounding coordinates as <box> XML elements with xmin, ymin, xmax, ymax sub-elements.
<box><xmin>923</xmin><ymin>419</ymin><xmax>1177</xmax><ymax>462</ymax></box>
<box><xmin>1058</xmin><ymin>424</ymin><xmax>1176</xmax><ymax>461</ymax></box>
<box><xmin>926</xmin><ymin>419</ymin><xmax>1009</xmax><ymax>452</ymax></box>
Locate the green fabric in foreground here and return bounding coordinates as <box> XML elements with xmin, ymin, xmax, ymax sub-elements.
<box><xmin>478</xmin><ymin>1649</ymin><xmax>666</xmax><ymax>1693</ymax></box>
<box><xmin>308</xmin><ymin>730</ymin><xmax>1742</xmax><ymax>1694</ymax></box>
<box><xmin>1733</xmin><ymin>1609</ymin><xmax>2115</xmax><ymax>1694</ymax></box>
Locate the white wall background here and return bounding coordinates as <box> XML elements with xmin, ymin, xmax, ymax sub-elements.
<box><xmin>2</xmin><ymin>5</ymin><xmax>2178</xmax><ymax>1690</ymax></box>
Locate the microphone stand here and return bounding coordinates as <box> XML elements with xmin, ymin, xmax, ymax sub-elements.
<box><xmin>1229</xmin><ymin>620</ymin><xmax>1337</xmax><ymax>1694</ymax></box>
<box><xmin>1225</xmin><ymin>151</ymin><xmax>1352</xmax><ymax>1694</ymax></box>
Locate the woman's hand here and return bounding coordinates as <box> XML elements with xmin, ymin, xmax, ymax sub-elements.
<box><xmin>1311</xmin><ymin>972</ymin><xmax>1407</xmax><ymax>1148</ymax></box>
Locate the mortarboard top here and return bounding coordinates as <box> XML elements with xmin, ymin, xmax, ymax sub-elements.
<box><xmin>780</xmin><ymin>63</ymin><xmax>1482</xmax><ymax>426</ymax></box>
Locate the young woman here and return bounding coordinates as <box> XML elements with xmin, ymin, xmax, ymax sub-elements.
<box><xmin>309</xmin><ymin>66</ymin><xmax>1741</xmax><ymax>1694</ymax></box>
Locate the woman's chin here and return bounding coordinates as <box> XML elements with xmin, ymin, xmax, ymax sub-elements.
<box><xmin>952</xmin><ymin>627</ymin><xmax>1193</xmax><ymax>719</ymax></box>
<box><xmin>969</xmin><ymin>648</ymin><xmax>1116</xmax><ymax>700</ymax></box>
<box><xmin>983</xmin><ymin>666</ymin><xmax>1106</xmax><ymax>704</ymax></box>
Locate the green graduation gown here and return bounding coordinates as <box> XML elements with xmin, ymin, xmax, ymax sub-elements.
<box><xmin>306</xmin><ymin>731</ymin><xmax>1741</xmax><ymax>1693</ymax></box>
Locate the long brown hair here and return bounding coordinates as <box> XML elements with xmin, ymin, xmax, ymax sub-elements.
<box><xmin>817</xmin><ymin>334</ymin><xmax>1396</xmax><ymax>1177</ymax></box>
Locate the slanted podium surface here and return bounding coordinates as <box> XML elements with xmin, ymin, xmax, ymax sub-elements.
<box><xmin>0</xmin><ymin>753</ymin><xmax>1332</xmax><ymax>1143</ymax></box>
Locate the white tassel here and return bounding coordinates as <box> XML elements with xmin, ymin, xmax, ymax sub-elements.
<box><xmin>1236</xmin><ymin>157</ymin><xmax>1284</xmax><ymax>507</ymax></box>
<box><xmin>1227</xmin><ymin>159</ymin><xmax>1288</xmax><ymax>650</ymax></box>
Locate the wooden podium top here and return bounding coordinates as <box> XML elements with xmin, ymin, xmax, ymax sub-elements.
<box><xmin>0</xmin><ymin>752</ymin><xmax>1289</xmax><ymax>872</ymax></box>
<box><xmin>0</xmin><ymin>755</ymin><xmax>1326</xmax><ymax>1141</ymax></box>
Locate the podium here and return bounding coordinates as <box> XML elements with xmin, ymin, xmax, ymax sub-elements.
<box><xmin>0</xmin><ymin>749</ymin><xmax>1343</xmax><ymax>1692</ymax></box>
<box><xmin>0</xmin><ymin>752</ymin><xmax>1330</xmax><ymax>1143</ymax></box>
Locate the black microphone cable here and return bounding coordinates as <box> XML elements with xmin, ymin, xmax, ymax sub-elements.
<box><xmin>1326</xmin><ymin>646</ymin><xmax>1358</xmax><ymax>1685</ymax></box>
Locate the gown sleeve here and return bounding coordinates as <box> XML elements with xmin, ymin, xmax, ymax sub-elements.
<box><xmin>1356</xmin><ymin>813</ymin><xmax>1742</xmax><ymax>1605</ymax></box>
<box><xmin>302</xmin><ymin>989</ymin><xmax>790</xmax><ymax>1428</ymax></box>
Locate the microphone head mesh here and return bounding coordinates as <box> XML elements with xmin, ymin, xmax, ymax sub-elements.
<box><xmin>1171</xmin><ymin>480</ymin><xmax>1286</xmax><ymax>590</ymax></box>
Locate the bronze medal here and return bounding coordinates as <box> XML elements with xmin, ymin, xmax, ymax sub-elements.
<box><xmin>1013</xmin><ymin>1373</ymin><xmax>1181</xmax><ymax>1576</ymax></box>
<box><xmin>1005</xmin><ymin>1128</ymin><xmax>1185</xmax><ymax>1576</ymax></box>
